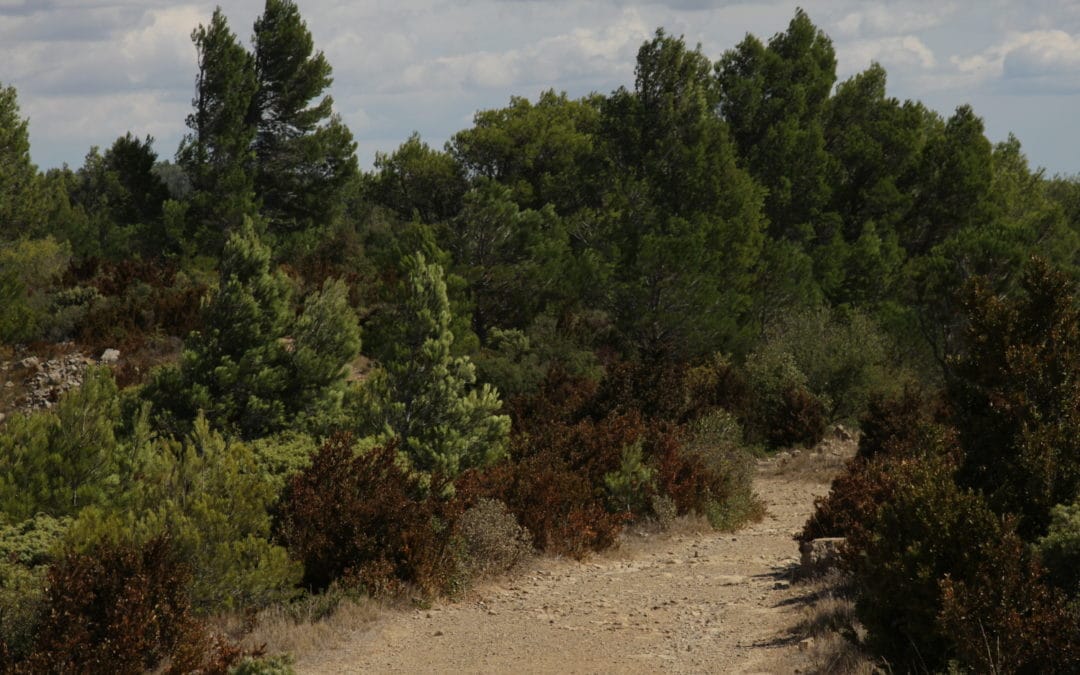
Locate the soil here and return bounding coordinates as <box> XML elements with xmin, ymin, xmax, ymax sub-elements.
<box><xmin>296</xmin><ymin>453</ymin><xmax>841</xmax><ymax>674</ymax></box>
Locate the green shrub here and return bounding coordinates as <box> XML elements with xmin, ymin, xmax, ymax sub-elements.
<box><xmin>0</xmin><ymin>515</ymin><xmax>70</xmax><ymax>660</ymax></box>
<box><xmin>1037</xmin><ymin>500</ymin><xmax>1080</xmax><ymax>598</ymax></box>
<box><xmin>0</xmin><ymin>237</ymin><xmax>71</xmax><ymax>344</ymax></box>
<box><xmin>603</xmin><ymin>440</ymin><xmax>656</xmax><ymax>515</ymax></box>
<box><xmin>949</xmin><ymin>260</ymin><xmax>1080</xmax><ymax>537</ymax></box>
<box><xmin>67</xmin><ymin>416</ymin><xmax>301</xmax><ymax>614</ymax></box>
<box><xmin>852</xmin><ymin>455</ymin><xmax>1003</xmax><ymax>671</ymax></box>
<box><xmin>744</xmin><ymin>347</ymin><xmax>824</xmax><ymax>448</ymax></box>
<box><xmin>0</xmin><ymin>366</ymin><xmax>124</xmax><ymax>520</ymax></box>
<box><xmin>678</xmin><ymin>411</ymin><xmax>761</xmax><ymax>530</ymax></box>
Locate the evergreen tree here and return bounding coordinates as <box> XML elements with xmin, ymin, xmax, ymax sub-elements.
<box><xmin>250</xmin><ymin>0</ymin><xmax>358</xmax><ymax>236</ymax></box>
<box><xmin>146</xmin><ymin>220</ymin><xmax>359</xmax><ymax>439</ymax></box>
<box><xmin>600</xmin><ymin>30</ymin><xmax>765</xmax><ymax>360</ymax></box>
<box><xmin>0</xmin><ymin>83</ymin><xmax>46</xmax><ymax>240</ymax></box>
<box><xmin>177</xmin><ymin>8</ymin><xmax>258</xmax><ymax>251</ymax></box>
<box><xmin>716</xmin><ymin>9</ymin><xmax>837</xmax><ymax>244</ymax></box>
<box><xmin>378</xmin><ymin>252</ymin><xmax>510</xmax><ymax>484</ymax></box>
<box><xmin>0</xmin><ymin>368</ymin><xmax>122</xmax><ymax>520</ymax></box>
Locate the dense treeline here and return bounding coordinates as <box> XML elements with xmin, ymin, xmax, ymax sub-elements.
<box><xmin>2</xmin><ymin>3</ymin><xmax>1080</xmax><ymax>671</ymax></box>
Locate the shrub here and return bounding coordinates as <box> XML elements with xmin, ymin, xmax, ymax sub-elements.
<box><xmin>455</xmin><ymin>498</ymin><xmax>533</xmax><ymax>580</ymax></box>
<box><xmin>799</xmin><ymin>455</ymin><xmax>899</xmax><ymax>544</ymax></box>
<box><xmin>948</xmin><ymin>260</ymin><xmax>1080</xmax><ymax>537</ymax></box>
<box><xmin>0</xmin><ymin>515</ymin><xmax>70</xmax><ymax>660</ymax></box>
<box><xmin>278</xmin><ymin>434</ymin><xmax>463</xmax><ymax>596</ymax></box>
<box><xmin>66</xmin><ymin>416</ymin><xmax>301</xmax><ymax>614</ymax></box>
<box><xmin>7</xmin><ymin>536</ymin><xmax>246</xmax><ymax>674</ymax></box>
<box><xmin>766</xmin><ymin>385</ymin><xmax>827</xmax><ymax>449</ymax></box>
<box><xmin>671</xmin><ymin>411</ymin><xmax>762</xmax><ymax>530</ymax></box>
<box><xmin>940</xmin><ymin>530</ymin><xmax>1080</xmax><ymax>674</ymax></box>
<box><xmin>1037</xmin><ymin>500</ymin><xmax>1080</xmax><ymax>598</ymax></box>
<box><xmin>851</xmin><ymin>456</ymin><xmax>1003</xmax><ymax>671</ymax></box>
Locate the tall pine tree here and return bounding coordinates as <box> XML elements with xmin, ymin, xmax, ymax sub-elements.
<box><xmin>250</xmin><ymin>0</ymin><xmax>358</xmax><ymax>237</ymax></box>
<box><xmin>177</xmin><ymin>8</ymin><xmax>258</xmax><ymax>252</ymax></box>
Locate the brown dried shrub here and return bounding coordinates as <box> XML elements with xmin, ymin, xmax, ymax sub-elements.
<box><xmin>5</xmin><ymin>536</ymin><xmax>247</xmax><ymax>674</ymax></box>
<box><xmin>278</xmin><ymin>434</ymin><xmax>463</xmax><ymax>597</ymax></box>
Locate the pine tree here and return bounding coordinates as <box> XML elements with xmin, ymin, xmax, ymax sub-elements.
<box><xmin>0</xmin><ymin>83</ymin><xmax>46</xmax><ymax>240</ymax></box>
<box><xmin>146</xmin><ymin>219</ymin><xmax>359</xmax><ymax>439</ymax></box>
<box><xmin>379</xmin><ymin>253</ymin><xmax>510</xmax><ymax>484</ymax></box>
<box><xmin>250</xmin><ymin>0</ymin><xmax>358</xmax><ymax>236</ymax></box>
<box><xmin>177</xmin><ymin>8</ymin><xmax>258</xmax><ymax>251</ymax></box>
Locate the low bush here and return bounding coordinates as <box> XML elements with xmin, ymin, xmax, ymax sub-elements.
<box><xmin>940</xmin><ymin>529</ymin><xmax>1080</xmax><ymax>673</ymax></box>
<box><xmin>663</xmin><ymin>411</ymin><xmax>762</xmax><ymax>530</ymax></box>
<box><xmin>455</xmin><ymin>498</ymin><xmax>533</xmax><ymax>580</ymax></box>
<box><xmin>766</xmin><ymin>385</ymin><xmax>827</xmax><ymax>449</ymax></box>
<box><xmin>278</xmin><ymin>434</ymin><xmax>463</xmax><ymax>596</ymax></box>
<box><xmin>851</xmin><ymin>456</ymin><xmax>1003</xmax><ymax>671</ymax></box>
<box><xmin>1037</xmin><ymin>500</ymin><xmax>1080</xmax><ymax>598</ymax></box>
<box><xmin>0</xmin><ymin>515</ymin><xmax>70</xmax><ymax>660</ymax></box>
<box><xmin>4</xmin><ymin>536</ymin><xmax>246</xmax><ymax>674</ymax></box>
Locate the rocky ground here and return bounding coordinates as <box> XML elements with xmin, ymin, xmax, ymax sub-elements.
<box><xmin>296</xmin><ymin>448</ymin><xmax>845</xmax><ymax>674</ymax></box>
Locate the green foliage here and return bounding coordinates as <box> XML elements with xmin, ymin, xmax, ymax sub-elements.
<box><xmin>600</xmin><ymin>29</ymin><xmax>765</xmax><ymax>361</ymax></box>
<box><xmin>376</xmin><ymin>252</ymin><xmax>510</xmax><ymax>483</ymax></box>
<box><xmin>949</xmin><ymin>259</ymin><xmax>1080</xmax><ymax>537</ymax></box>
<box><xmin>678</xmin><ymin>410</ymin><xmax>761</xmax><ymax>530</ymax></box>
<box><xmin>757</xmin><ymin>306</ymin><xmax>896</xmax><ymax>423</ymax></box>
<box><xmin>69</xmin><ymin>416</ymin><xmax>301</xmax><ymax>613</ymax></box>
<box><xmin>716</xmin><ymin>8</ymin><xmax>836</xmax><ymax>245</ymax></box>
<box><xmin>0</xmin><ymin>236</ymin><xmax>72</xmax><ymax>344</ymax></box>
<box><xmin>177</xmin><ymin>8</ymin><xmax>259</xmax><ymax>250</ymax></box>
<box><xmin>370</xmin><ymin>133</ymin><xmax>468</xmax><ymax>224</ymax></box>
<box><xmin>0</xmin><ymin>515</ymin><xmax>70</xmax><ymax>660</ymax></box>
<box><xmin>1037</xmin><ymin>500</ymin><xmax>1080</xmax><ymax>598</ymax></box>
<box><xmin>852</xmin><ymin>455</ymin><xmax>997</xmax><ymax>671</ymax></box>
<box><xmin>230</xmin><ymin>654</ymin><xmax>296</xmax><ymax>675</ymax></box>
<box><xmin>0</xmin><ymin>367</ymin><xmax>124</xmax><ymax>520</ymax></box>
<box><xmin>603</xmin><ymin>440</ymin><xmax>656</xmax><ymax>515</ymax></box>
<box><xmin>454</xmin><ymin>498</ymin><xmax>533</xmax><ymax>580</ymax></box>
<box><xmin>251</xmin><ymin>0</ymin><xmax>358</xmax><ymax>237</ymax></box>
<box><xmin>939</xmin><ymin>532</ymin><xmax>1080</xmax><ymax>674</ymax></box>
<box><xmin>147</xmin><ymin>221</ymin><xmax>359</xmax><ymax>438</ymax></box>
<box><xmin>449</xmin><ymin>90</ymin><xmax>603</xmax><ymax>214</ymax></box>
<box><xmin>743</xmin><ymin>345</ymin><xmax>827</xmax><ymax>447</ymax></box>
<box><xmin>0</xmin><ymin>83</ymin><xmax>46</xmax><ymax>239</ymax></box>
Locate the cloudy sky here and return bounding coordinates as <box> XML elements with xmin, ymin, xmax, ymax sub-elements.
<box><xmin>3</xmin><ymin>0</ymin><xmax>1080</xmax><ymax>175</ymax></box>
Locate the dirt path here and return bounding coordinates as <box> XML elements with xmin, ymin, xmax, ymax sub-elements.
<box><xmin>298</xmin><ymin>462</ymin><xmax>834</xmax><ymax>674</ymax></box>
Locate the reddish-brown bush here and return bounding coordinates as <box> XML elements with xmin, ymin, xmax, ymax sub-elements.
<box><xmin>940</xmin><ymin>529</ymin><xmax>1080</xmax><ymax>673</ymax></box>
<box><xmin>278</xmin><ymin>434</ymin><xmax>463</xmax><ymax>596</ymax></box>
<box><xmin>799</xmin><ymin>454</ymin><xmax>903</xmax><ymax>545</ymax></box>
<box><xmin>6</xmin><ymin>536</ymin><xmax>245</xmax><ymax>675</ymax></box>
<box><xmin>766</xmin><ymin>386</ymin><xmax>827</xmax><ymax>449</ymax></box>
<box><xmin>857</xmin><ymin>385</ymin><xmax>952</xmax><ymax>460</ymax></box>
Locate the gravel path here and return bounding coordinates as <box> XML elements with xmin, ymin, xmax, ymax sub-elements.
<box><xmin>297</xmin><ymin>466</ymin><xmax>833</xmax><ymax>674</ymax></box>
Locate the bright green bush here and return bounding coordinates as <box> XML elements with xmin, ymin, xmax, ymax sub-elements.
<box><xmin>375</xmin><ymin>253</ymin><xmax>510</xmax><ymax>485</ymax></box>
<box><xmin>1037</xmin><ymin>500</ymin><xmax>1080</xmax><ymax>598</ymax></box>
<box><xmin>0</xmin><ymin>237</ymin><xmax>71</xmax><ymax>344</ymax></box>
<box><xmin>68</xmin><ymin>416</ymin><xmax>301</xmax><ymax>613</ymax></box>
<box><xmin>0</xmin><ymin>514</ymin><xmax>70</xmax><ymax>659</ymax></box>
<box><xmin>0</xmin><ymin>367</ymin><xmax>125</xmax><ymax>520</ymax></box>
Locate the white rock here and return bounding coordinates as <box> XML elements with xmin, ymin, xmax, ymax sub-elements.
<box><xmin>100</xmin><ymin>349</ymin><xmax>120</xmax><ymax>364</ymax></box>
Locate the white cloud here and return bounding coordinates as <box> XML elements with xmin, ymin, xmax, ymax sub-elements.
<box><xmin>951</xmin><ymin>29</ymin><xmax>1080</xmax><ymax>91</ymax></box>
<box><xmin>834</xmin><ymin>2</ymin><xmax>957</xmax><ymax>39</ymax></box>
<box><xmin>839</xmin><ymin>34</ymin><xmax>936</xmax><ymax>74</ymax></box>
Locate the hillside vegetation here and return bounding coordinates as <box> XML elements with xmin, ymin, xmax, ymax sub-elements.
<box><xmin>2</xmin><ymin>2</ymin><xmax>1080</xmax><ymax>672</ymax></box>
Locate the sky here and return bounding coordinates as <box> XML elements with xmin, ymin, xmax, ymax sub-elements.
<box><xmin>3</xmin><ymin>0</ymin><xmax>1080</xmax><ymax>176</ymax></box>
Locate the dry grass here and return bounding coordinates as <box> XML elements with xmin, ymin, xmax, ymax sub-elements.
<box><xmin>759</xmin><ymin>437</ymin><xmax>858</xmax><ymax>483</ymax></box>
<box><xmin>214</xmin><ymin>593</ymin><xmax>387</xmax><ymax>666</ymax></box>
<box><xmin>779</xmin><ymin>570</ymin><xmax>884</xmax><ymax>675</ymax></box>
